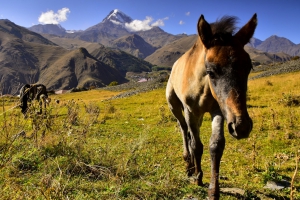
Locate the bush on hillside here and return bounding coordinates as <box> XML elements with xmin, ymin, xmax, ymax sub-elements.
<box><xmin>152</xmin><ymin>66</ymin><xmax>171</xmax><ymax>71</ymax></box>
<box><xmin>278</xmin><ymin>93</ymin><xmax>300</xmax><ymax>106</ymax></box>
<box><xmin>70</xmin><ymin>87</ymin><xmax>88</xmax><ymax>93</ymax></box>
<box><xmin>108</xmin><ymin>81</ymin><xmax>118</xmax><ymax>86</ymax></box>
<box><xmin>291</xmin><ymin>56</ymin><xmax>300</xmax><ymax>60</ymax></box>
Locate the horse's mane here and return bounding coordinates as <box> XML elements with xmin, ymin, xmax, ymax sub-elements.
<box><xmin>210</xmin><ymin>16</ymin><xmax>238</xmax><ymax>45</ymax></box>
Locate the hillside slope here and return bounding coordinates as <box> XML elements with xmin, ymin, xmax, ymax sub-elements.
<box><xmin>41</xmin><ymin>48</ymin><xmax>127</xmax><ymax>90</ymax></box>
<box><xmin>0</xmin><ymin>20</ymin><xmax>152</xmax><ymax>94</ymax></box>
<box><xmin>91</xmin><ymin>46</ymin><xmax>153</xmax><ymax>76</ymax></box>
<box><xmin>111</xmin><ymin>34</ymin><xmax>157</xmax><ymax>59</ymax></box>
<box><xmin>144</xmin><ymin>35</ymin><xmax>197</xmax><ymax>67</ymax></box>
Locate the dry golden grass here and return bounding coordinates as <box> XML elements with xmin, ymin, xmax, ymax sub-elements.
<box><xmin>0</xmin><ymin>71</ymin><xmax>299</xmax><ymax>199</ymax></box>
<box><xmin>53</xmin><ymin>89</ymin><xmax>122</xmax><ymax>103</ymax></box>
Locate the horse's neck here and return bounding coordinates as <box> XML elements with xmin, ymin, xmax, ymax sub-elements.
<box><xmin>171</xmin><ymin>39</ymin><xmax>208</xmax><ymax>98</ymax></box>
<box><xmin>187</xmin><ymin>39</ymin><xmax>207</xmax><ymax>79</ymax></box>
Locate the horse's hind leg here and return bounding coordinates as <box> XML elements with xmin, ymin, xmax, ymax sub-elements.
<box><xmin>166</xmin><ymin>90</ymin><xmax>195</xmax><ymax>177</ymax></box>
<box><xmin>38</xmin><ymin>100</ymin><xmax>43</xmax><ymax>114</ymax></box>
<box><xmin>21</xmin><ymin>95</ymin><xmax>29</xmax><ymax>117</ymax></box>
<box><xmin>208</xmin><ymin>112</ymin><xmax>225</xmax><ymax>199</ymax></box>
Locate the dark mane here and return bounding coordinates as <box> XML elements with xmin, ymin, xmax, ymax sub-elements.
<box><xmin>211</xmin><ymin>16</ymin><xmax>238</xmax><ymax>34</ymax></box>
<box><xmin>210</xmin><ymin>16</ymin><xmax>238</xmax><ymax>45</ymax></box>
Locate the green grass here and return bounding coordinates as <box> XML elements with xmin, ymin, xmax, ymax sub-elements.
<box><xmin>0</xmin><ymin>72</ymin><xmax>299</xmax><ymax>199</ymax></box>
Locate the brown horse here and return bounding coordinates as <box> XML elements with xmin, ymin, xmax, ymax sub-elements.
<box><xmin>166</xmin><ymin>14</ymin><xmax>257</xmax><ymax>199</ymax></box>
<box><xmin>19</xmin><ymin>84</ymin><xmax>50</xmax><ymax>116</ymax></box>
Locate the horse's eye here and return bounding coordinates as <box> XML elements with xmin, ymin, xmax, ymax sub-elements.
<box><xmin>207</xmin><ymin>71</ymin><xmax>216</xmax><ymax>79</ymax></box>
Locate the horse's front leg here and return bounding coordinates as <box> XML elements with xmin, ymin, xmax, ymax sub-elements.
<box><xmin>184</xmin><ymin>109</ymin><xmax>204</xmax><ymax>186</ymax></box>
<box><xmin>166</xmin><ymin>90</ymin><xmax>197</xmax><ymax>179</ymax></box>
<box><xmin>177</xmin><ymin>120</ymin><xmax>194</xmax><ymax>177</ymax></box>
<box><xmin>208</xmin><ymin>113</ymin><xmax>225</xmax><ymax>200</ymax></box>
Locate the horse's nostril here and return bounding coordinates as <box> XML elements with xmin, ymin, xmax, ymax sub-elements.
<box><xmin>228</xmin><ymin>122</ymin><xmax>236</xmax><ymax>136</ymax></box>
<box><xmin>228</xmin><ymin>118</ymin><xmax>252</xmax><ymax>139</ymax></box>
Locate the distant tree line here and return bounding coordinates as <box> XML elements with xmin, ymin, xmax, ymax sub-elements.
<box><xmin>152</xmin><ymin>66</ymin><xmax>171</xmax><ymax>71</ymax></box>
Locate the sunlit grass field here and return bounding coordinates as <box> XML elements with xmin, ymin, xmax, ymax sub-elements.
<box><xmin>0</xmin><ymin>71</ymin><xmax>299</xmax><ymax>199</ymax></box>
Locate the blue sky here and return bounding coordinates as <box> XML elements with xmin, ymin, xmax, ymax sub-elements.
<box><xmin>1</xmin><ymin>0</ymin><xmax>300</xmax><ymax>44</ymax></box>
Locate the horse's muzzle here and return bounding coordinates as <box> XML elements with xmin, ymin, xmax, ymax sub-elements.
<box><xmin>228</xmin><ymin>117</ymin><xmax>253</xmax><ymax>139</ymax></box>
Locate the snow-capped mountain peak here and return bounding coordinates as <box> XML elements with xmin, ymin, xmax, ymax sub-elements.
<box><xmin>103</xmin><ymin>9</ymin><xmax>133</xmax><ymax>25</ymax></box>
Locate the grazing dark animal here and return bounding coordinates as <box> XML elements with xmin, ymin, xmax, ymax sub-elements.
<box><xmin>166</xmin><ymin>14</ymin><xmax>257</xmax><ymax>199</ymax></box>
<box><xmin>19</xmin><ymin>84</ymin><xmax>50</xmax><ymax>115</ymax></box>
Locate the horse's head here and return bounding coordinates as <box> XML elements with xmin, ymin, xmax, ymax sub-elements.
<box><xmin>198</xmin><ymin>14</ymin><xmax>257</xmax><ymax>139</ymax></box>
<box><xmin>40</xmin><ymin>94</ymin><xmax>51</xmax><ymax>104</ymax></box>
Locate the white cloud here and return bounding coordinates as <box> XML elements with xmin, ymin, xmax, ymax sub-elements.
<box><xmin>38</xmin><ymin>7</ymin><xmax>70</xmax><ymax>24</ymax></box>
<box><xmin>110</xmin><ymin>19</ymin><xmax>122</xmax><ymax>25</ymax></box>
<box><xmin>152</xmin><ymin>19</ymin><xmax>164</xmax><ymax>27</ymax></box>
<box><xmin>179</xmin><ymin>20</ymin><xmax>185</xmax><ymax>25</ymax></box>
<box><xmin>186</xmin><ymin>12</ymin><xmax>190</xmax><ymax>16</ymax></box>
<box><xmin>125</xmin><ymin>16</ymin><xmax>168</xmax><ymax>32</ymax></box>
<box><xmin>125</xmin><ymin>16</ymin><xmax>152</xmax><ymax>32</ymax></box>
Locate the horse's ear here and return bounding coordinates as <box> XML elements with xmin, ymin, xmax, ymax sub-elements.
<box><xmin>234</xmin><ymin>13</ymin><xmax>257</xmax><ymax>46</ymax></box>
<box><xmin>197</xmin><ymin>15</ymin><xmax>213</xmax><ymax>49</ymax></box>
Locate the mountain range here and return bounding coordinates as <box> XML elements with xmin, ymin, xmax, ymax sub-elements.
<box><xmin>30</xmin><ymin>9</ymin><xmax>298</xmax><ymax>63</ymax></box>
<box><xmin>0</xmin><ymin>17</ymin><xmax>151</xmax><ymax>94</ymax></box>
<box><xmin>1</xmin><ymin>9</ymin><xmax>298</xmax><ymax>94</ymax></box>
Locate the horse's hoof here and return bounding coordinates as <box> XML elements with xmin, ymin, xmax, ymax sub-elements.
<box><xmin>188</xmin><ymin>176</ymin><xmax>204</xmax><ymax>186</ymax></box>
<box><xmin>208</xmin><ymin>188</ymin><xmax>220</xmax><ymax>200</ymax></box>
<box><xmin>186</xmin><ymin>164</ymin><xmax>195</xmax><ymax>176</ymax></box>
<box><xmin>187</xmin><ymin>170</ymin><xmax>194</xmax><ymax>177</ymax></box>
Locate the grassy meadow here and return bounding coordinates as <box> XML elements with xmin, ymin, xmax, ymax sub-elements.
<box><xmin>0</xmin><ymin>71</ymin><xmax>300</xmax><ymax>199</ymax></box>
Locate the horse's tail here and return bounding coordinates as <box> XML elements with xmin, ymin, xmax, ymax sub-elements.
<box><xmin>19</xmin><ymin>84</ymin><xmax>30</xmax><ymax>103</ymax></box>
<box><xmin>19</xmin><ymin>84</ymin><xmax>31</xmax><ymax>113</ymax></box>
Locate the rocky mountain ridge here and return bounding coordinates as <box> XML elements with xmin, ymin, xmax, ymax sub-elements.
<box><xmin>0</xmin><ymin>19</ymin><xmax>152</xmax><ymax>94</ymax></box>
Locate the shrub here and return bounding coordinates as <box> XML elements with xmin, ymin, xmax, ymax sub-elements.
<box><xmin>278</xmin><ymin>93</ymin><xmax>300</xmax><ymax>106</ymax></box>
<box><xmin>152</xmin><ymin>66</ymin><xmax>171</xmax><ymax>71</ymax></box>
<box><xmin>108</xmin><ymin>81</ymin><xmax>118</xmax><ymax>86</ymax></box>
<box><xmin>265</xmin><ymin>80</ymin><xmax>273</xmax><ymax>86</ymax></box>
<box><xmin>70</xmin><ymin>87</ymin><xmax>88</xmax><ymax>93</ymax></box>
<box><xmin>89</xmin><ymin>85</ymin><xmax>96</xmax><ymax>90</ymax></box>
<box><xmin>262</xmin><ymin>162</ymin><xmax>282</xmax><ymax>183</ymax></box>
<box><xmin>251</xmin><ymin>61</ymin><xmax>261</xmax><ymax>67</ymax></box>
